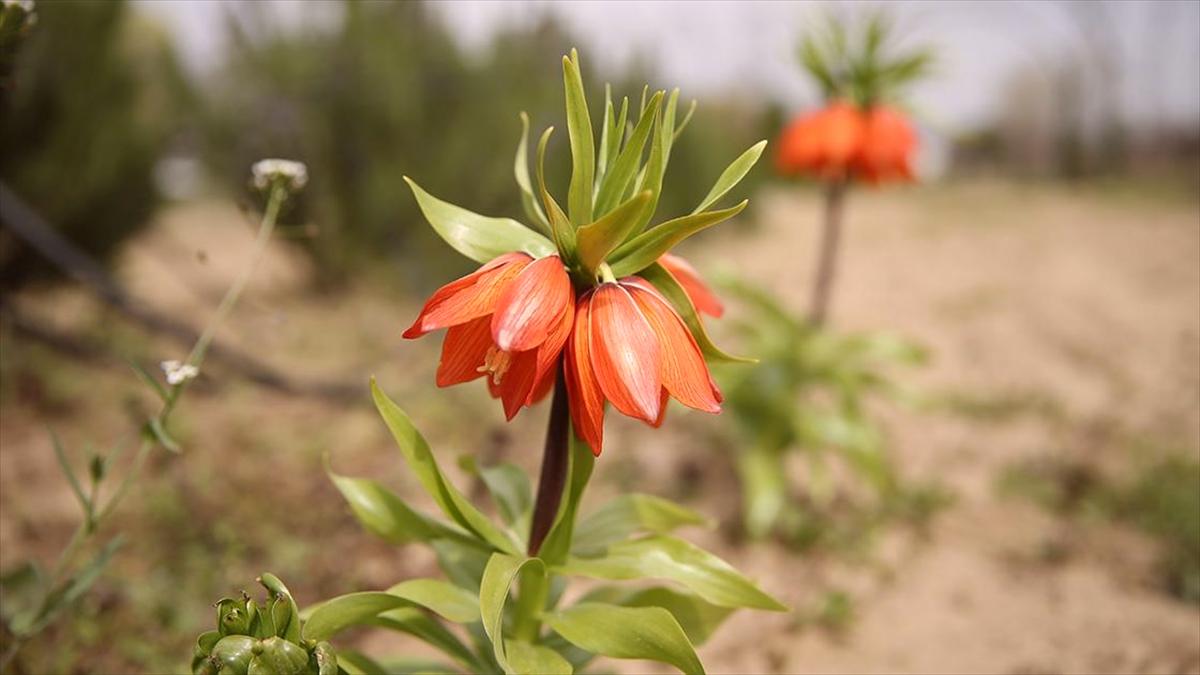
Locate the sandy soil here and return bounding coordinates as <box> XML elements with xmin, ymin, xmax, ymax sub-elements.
<box><xmin>1</xmin><ymin>181</ymin><xmax>1197</xmax><ymax>674</ymax></box>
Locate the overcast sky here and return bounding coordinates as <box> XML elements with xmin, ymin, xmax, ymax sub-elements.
<box><xmin>137</xmin><ymin>0</ymin><xmax>1200</xmax><ymax>134</ymax></box>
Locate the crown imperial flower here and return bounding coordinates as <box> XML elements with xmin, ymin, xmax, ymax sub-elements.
<box><xmin>401</xmin><ymin>50</ymin><xmax>762</xmax><ymax>455</ymax></box>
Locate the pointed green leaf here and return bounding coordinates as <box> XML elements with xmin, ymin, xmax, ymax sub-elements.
<box><xmin>334</xmin><ymin>649</ymin><xmax>389</xmax><ymax>675</ymax></box>
<box><xmin>537</xmin><ymin>431</ymin><xmax>595</xmax><ymax>566</ymax></box>
<box><xmin>144</xmin><ymin>417</ymin><xmax>181</xmax><ymax>453</ymax></box>
<box><xmin>572</xmin><ymin>494</ymin><xmax>709</xmax><ymax>553</ymax></box>
<box><xmin>328</xmin><ymin>469</ymin><xmax>473</xmax><ymax>546</ymax></box>
<box><xmin>404</xmin><ymin>177</ymin><xmax>554</xmax><ymax>264</ymax></box>
<box><xmin>641</xmin><ymin>262</ymin><xmax>755</xmax><ymax>364</ymax></box>
<box><xmin>515</xmin><ymin>112</ymin><xmax>551</xmax><ymax>234</ymax></box>
<box><xmin>563</xmin><ymin>50</ymin><xmax>594</xmax><ymax>224</ymax></box>
<box><xmin>459</xmin><ymin>456</ymin><xmax>532</xmax><ymax>530</ymax></box>
<box><xmin>672</xmin><ymin>99</ymin><xmax>697</xmax><ymax>142</ymax></box>
<box><xmin>576</xmin><ymin>190</ymin><xmax>651</xmax><ymax>272</ymax></box>
<box><xmin>372</xmin><ymin>607</ymin><xmax>482</xmax><ymax>671</ymax></box>
<box><xmin>302</xmin><ymin>592</ymin><xmax>407</xmax><ymax>641</ymax></box>
<box><xmin>556</xmin><ymin>535</ymin><xmax>786</xmax><ymax>611</ymax></box>
<box><xmin>599</xmin><ymin>93</ymin><xmax>629</xmax><ymax>190</ymax></box>
<box><xmin>26</xmin><ymin>536</ymin><xmax>123</xmax><ymax>634</ymax></box>
<box><xmin>49</xmin><ymin>430</ymin><xmax>91</xmax><ymax>524</ymax></box>
<box><xmin>622</xmin><ymin>588</ymin><xmax>734</xmax><ymax>647</ymax></box>
<box><xmin>594</xmin><ymin>91</ymin><xmax>662</xmax><ymax>218</ymax></box>
<box><xmin>535</xmin><ymin>126</ymin><xmax>577</xmax><ymax>257</ymax></box>
<box><xmin>506</xmin><ymin>640</ymin><xmax>573</xmax><ymax>675</ymax></box>
<box><xmin>596</xmin><ymin>85</ymin><xmax>614</xmax><ymax>184</ymax></box>
<box><xmin>370</xmin><ymin>379</ymin><xmax>519</xmax><ymax>554</ymax></box>
<box><xmin>480</xmin><ymin>553</ymin><xmax>546</xmax><ymax>674</ymax></box>
<box><xmin>630</xmin><ymin>88</ymin><xmax>679</xmax><ymax>233</ymax></box>
<box><xmin>608</xmin><ymin>201</ymin><xmax>747</xmax><ymax>278</ymax></box>
<box><xmin>433</xmin><ymin>539</ymin><xmax>492</xmax><ymax>592</ymax></box>
<box><xmin>386</xmin><ymin>578</ymin><xmax>481</xmax><ymax>623</ymax></box>
<box><xmin>692</xmin><ymin>141</ymin><xmax>767</xmax><ymax>215</ymax></box>
<box><xmin>128</xmin><ymin>359</ymin><xmax>168</xmax><ymax>403</ymax></box>
<box><xmin>545</xmin><ymin>602</ymin><xmax>704</xmax><ymax>675</ymax></box>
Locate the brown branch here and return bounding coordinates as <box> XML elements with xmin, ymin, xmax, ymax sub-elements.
<box><xmin>0</xmin><ymin>182</ymin><xmax>361</xmax><ymax>404</ymax></box>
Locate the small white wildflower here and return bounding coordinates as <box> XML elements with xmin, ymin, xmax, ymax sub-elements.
<box><xmin>251</xmin><ymin>158</ymin><xmax>308</xmax><ymax>193</ymax></box>
<box><xmin>161</xmin><ymin>360</ymin><xmax>199</xmax><ymax>386</ymax></box>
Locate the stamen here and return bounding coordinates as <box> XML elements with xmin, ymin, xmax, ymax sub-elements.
<box><xmin>476</xmin><ymin>345</ymin><xmax>513</xmax><ymax>384</ymax></box>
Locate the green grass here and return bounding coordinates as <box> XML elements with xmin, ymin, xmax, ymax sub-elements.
<box><xmin>998</xmin><ymin>451</ymin><xmax>1200</xmax><ymax>604</ymax></box>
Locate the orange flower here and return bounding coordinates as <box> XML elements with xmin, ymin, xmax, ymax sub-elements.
<box><xmin>565</xmin><ymin>277</ymin><xmax>722</xmax><ymax>455</ymax></box>
<box><xmin>776</xmin><ymin>101</ymin><xmax>918</xmax><ymax>185</ymax></box>
<box><xmin>403</xmin><ymin>252</ymin><xmax>574</xmax><ymax>420</ymax></box>
<box><xmin>659</xmin><ymin>253</ymin><xmax>724</xmax><ymax>318</ymax></box>
<box><xmin>775</xmin><ymin>100</ymin><xmax>864</xmax><ymax>179</ymax></box>
<box><xmin>854</xmin><ymin>105</ymin><xmax>917</xmax><ymax>184</ymax></box>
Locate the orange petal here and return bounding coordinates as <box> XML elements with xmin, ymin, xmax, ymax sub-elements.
<box><xmin>403</xmin><ymin>253</ymin><xmax>531</xmax><ymax>338</ymax></box>
<box><xmin>527</xmin><ymin>363</ymin><xmax>556</xmax><ymax>406</ymax></box>
<box><xmin>627</xmin><ymin>281</ymin><xmax>721</xmax><ymax>414</ymax></box>
<box><xmin>565</xmin><ymin>294</ymin><xmax>605</xmax><ymax>455</ymax></box>
<box><xmin>491</xmin><ymin>255</ymin><xmax>572</xmax><ymax>352</ymax></box>
<box><xmin>435</xmin><ymin>316</ymin><xmax>493</xmax><ymax>387</ymax></box>
<box><xmin>588</xmin><ymin>283</ymin><xmax>662</xmax><ymax>424</ymax></box>
<box><xmin>526</xmin><ymin>291</ymin><xmax>576</xmax><ymax>406</ymax></box>
<box><xmin>496</xmin><ymin>349</ymin><xmax>540</xmax><ymax>421</ymax></box>
<box><xmin>659</xmin><ymin>253</ymin><xmax>724</xmax><ymax>318</ymax></box>
<box><xmin>649</xmin><ymin>389</ymin><xmax>670</xmax><ymax>428</ymax></box>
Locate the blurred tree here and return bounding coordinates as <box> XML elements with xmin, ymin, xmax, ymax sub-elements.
<box><xmin>0</xmin><ymin>0</ymin><xmax>188</xmax><ymax>290</ymax></box>
<box><xmin>201</xmin><ymin>1</ymin><xmax>770</xmax><ymax>289</ymax></box>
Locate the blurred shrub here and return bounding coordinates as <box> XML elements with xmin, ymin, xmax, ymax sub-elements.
<box><xmin>0</xmin><ymin>0</ymin><xmax>189</xmax><ymax>289</ymax></box>
<box><xmin>1000</xmin><ymin>452</ymin><xmax>1200</xmax><ymax>603</ymax></box>
<box><xmin>201</xmin><ymin>2</ymin><xmax>770</xmax><ymax>288</ymax></box>
<box><xmin>714</xmin><ymin>277</ymin><xmax>948</xmax><ymax>548</ymax></box>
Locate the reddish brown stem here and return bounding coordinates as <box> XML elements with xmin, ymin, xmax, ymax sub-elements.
<box><xmin>527</xmin><ymin>363</ymin><xmax>569</xmax><ymax>556</ymax></box>
<box><xmin>809</xmin><ymin>179</ymin><xmax>847</xmax><ymax>326</ymax></box>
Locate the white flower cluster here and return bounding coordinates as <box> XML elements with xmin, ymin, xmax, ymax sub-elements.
<box><xmin>251</xmin><ymin>158</ymin><xmax>308</xmax><ymax>193</ymax></box>
<box><xmin>161</xmin><ymin>360</ymin><xmax>199</xmax><ymax>386</ymax></box>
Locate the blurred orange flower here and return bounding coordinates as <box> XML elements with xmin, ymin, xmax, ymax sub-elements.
<box><xmin>855</xmin><ymin>105</ymin><xmax>918</xmax><ymax>184</ymax></box>
<box><xmin>776</xmin><ymin>101</ymin><xmax>917</xmax><ymax>185</ymax></box>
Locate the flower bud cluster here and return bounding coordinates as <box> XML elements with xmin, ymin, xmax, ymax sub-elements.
<box><xmin>192</xmin><ymin>574</ymin><xmax>336</xmax><ymax>675</ymax></box>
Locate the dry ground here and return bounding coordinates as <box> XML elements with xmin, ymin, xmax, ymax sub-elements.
<box><xmin>0</xmin><ymin>180</ymin><xmax>1198</xmax><ymax>674</ymax></box>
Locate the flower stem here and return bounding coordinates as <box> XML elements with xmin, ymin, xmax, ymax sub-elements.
<box><xmin>0</xmin><ymin>185</ymin><xmax>288</xmax><ymax>675</ymax></box>
<box><xmin>527</xmin><ymin>363</ymin><xmax>570</xmax><ymax>557</ymax></box>
<box><xmin>809</xmin><ymin>179</ymin><xmax>847</xmax><ymax>326</ymax></box>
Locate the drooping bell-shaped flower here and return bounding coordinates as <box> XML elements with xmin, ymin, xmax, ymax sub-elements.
<box><xmin>854</xmin><ymin>105</ymin><xmax>917</xmax><ymax>184</ymax></box>
<box><xmin>403</xmin><ymin>252</ymin><xmax>574</xmax><ymax>420</ymax></box>
<box><xmin>775</xmin><ymin>101</ymin><xmax>864</xmax><ymax>180</ymax></box>
<box><xmin>658</xmin><ymin>253</ymin><xmax>724</xmax><ymax>318</ymax></box>
<box><xmin>565</xmin><ymin>277</ymin><xmax>721</xmax><ymax>455</ymax></box>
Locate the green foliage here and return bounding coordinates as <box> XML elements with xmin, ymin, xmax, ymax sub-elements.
<box><xmin>715</xmin><ymin>277</ymin><xmax>945</xmax><ymax>544</ymax></box>
<box><xmin>999</xmin><ymin>452</ymin><xmax>1200</xmax><ymax>604</ymax></box>
<box><xmin>299</xmin><ymin>382</ymin><xmax>785</xmax><ymax>674</ymax></box>
<box><xmin>0</xmin><ymin>0</ymin><xmax>188</xmax><ymax>289</ymax></box>
<box><xmin>192</xmin><ymin>574</ymin><xmax>337</xmax><ymax>675</ymax></box>
<box><xmin>798</xmin><ymin>11</ymin><xmax>933</xmax><ymax>107</ymax></box>
<box><xmin>201</xmin><ymin>7</ymin><xmax>767</xmax><ymax>287</ymax></box>
<box><xmin>204</xmin><ymin>6</ymin><xmax>770</xmax><ymax>286</ymax></box>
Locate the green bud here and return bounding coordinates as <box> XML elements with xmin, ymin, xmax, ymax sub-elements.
<box><xmin>313</xmin><ymin>641</ymin><xmax>338</xmax><ymax>675</ymax></box>
<box><xmin>217</xmin><ymin>598</ymin><xmax>253</xmax><ymax>636</ymax></box>
<box><xmin>192</xmin><ymin>631</ymin><xmax>222</xmax><ymax>675</ymax></box>
<box><xmin>211</xmin><ymin>635</ymin><xmax>257</xmax><ymax>674</ymax></box>
<box><xmin>248</xmin><ymin>637</ymin><xmax>309</xmax><ymax>675</ymax></box>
